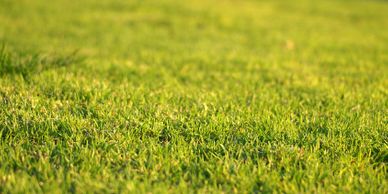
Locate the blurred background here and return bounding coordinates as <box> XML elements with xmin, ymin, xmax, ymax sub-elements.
<box><xmin>1</xmin><ymin>0</ymin><xmax>387</xmax><ymax>64</ymax></box>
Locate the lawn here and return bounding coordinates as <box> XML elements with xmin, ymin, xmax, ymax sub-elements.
<box><xmin>0</xmin><ymin>0</ymin><xmax>387</xmax><ymax>193</ymax></box>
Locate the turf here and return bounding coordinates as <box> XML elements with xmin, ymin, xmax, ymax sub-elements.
<box><xmin>0</xmin><ymin>0</ymin><xmax>387</xmax><ymax>193</ymax></box>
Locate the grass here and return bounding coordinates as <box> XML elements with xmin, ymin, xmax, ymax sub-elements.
<box><xmin>0</xmin><ymin>0</ymin><xmax>387</xmax><ymax>193</ymax></box>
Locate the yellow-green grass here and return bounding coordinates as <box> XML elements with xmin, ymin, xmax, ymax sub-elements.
<box><xmin>0</xmin><ymin>0</ymin><xmax>387</xmax><ymax>193</ymax></box>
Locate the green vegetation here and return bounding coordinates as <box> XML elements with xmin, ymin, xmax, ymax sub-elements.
<box><xmin>0</xmin><ymin>0</ymin><xmax>387</xmax><ymax>193</ymax></box>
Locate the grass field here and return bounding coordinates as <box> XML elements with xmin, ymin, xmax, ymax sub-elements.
<box><xmin>0</xmin><ymin>0</ymin><xmax>387</xmax><ymax>193</ymax></box>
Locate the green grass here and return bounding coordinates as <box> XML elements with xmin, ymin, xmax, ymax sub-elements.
<box><xmin>0</xmin><ymin>0</ymin><xmax>387</xmax><ymax>193</ymax></box>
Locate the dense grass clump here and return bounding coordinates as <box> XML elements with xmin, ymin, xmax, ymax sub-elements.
<box><xmin>0</xmin><ymin>45</ymin><xmax>82</xmax><ymax>79</ymax></box>
<box><xmin>0</xmin><ymin>0</ymin><xmax>387</xmax><ymax>193</ymax></box>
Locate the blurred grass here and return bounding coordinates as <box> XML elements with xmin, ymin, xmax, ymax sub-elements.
<box><xmin>0</xmin><ymin>0</ymin><xmax>387</xmax><ymax>193</ymax></box>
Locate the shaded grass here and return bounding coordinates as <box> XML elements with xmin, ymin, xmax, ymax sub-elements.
<box><xmin>0</xmin><ymin>44</ymin><xmax>83</xmax><ymax>79</ymax></box>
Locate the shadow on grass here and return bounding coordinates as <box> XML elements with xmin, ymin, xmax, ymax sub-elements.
<box><xmin>0</xmin><ymin>44</ymin><xmax>84</xmax><ymax>79</ymax></box>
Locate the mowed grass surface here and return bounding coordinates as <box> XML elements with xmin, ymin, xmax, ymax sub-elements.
<box><xmin>0</xmin><ymin>0</ymin><xmax>387</xmax><ymax>193</ymax></box>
